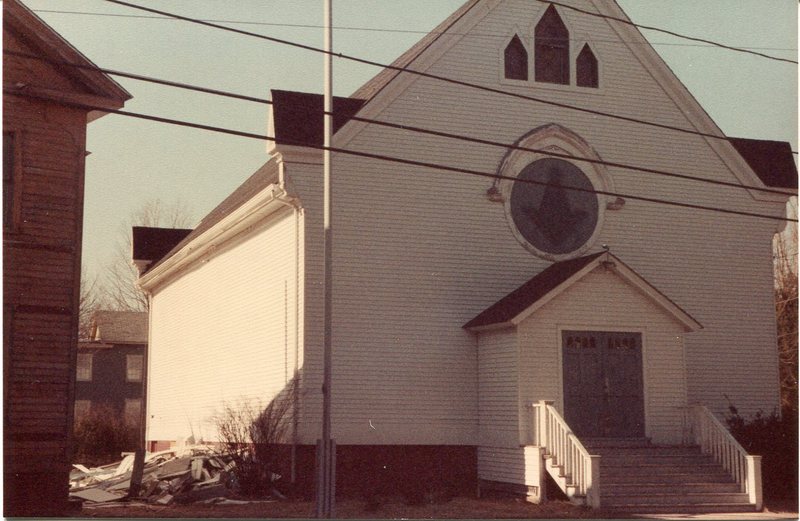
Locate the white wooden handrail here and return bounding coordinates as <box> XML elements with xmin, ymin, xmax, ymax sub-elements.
<box><xmin>686</xmin><ymin>404</ymin><xmax>762</xmax><ymax>510</ymax></box>
<box><xmin>531</xmin><ymin>400</ymin><xmax>601</xmax><ymax>508</ymax></box>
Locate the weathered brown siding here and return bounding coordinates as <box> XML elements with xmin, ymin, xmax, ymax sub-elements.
<box><xmin>3</xmin><ymin>2</ymin><xmax>129</xmax><ymax>513</ymax></box>
<box><xmin>3</xmin><ymin>91</ymin><xmax>87</xmax><ymax>517</ymax></box>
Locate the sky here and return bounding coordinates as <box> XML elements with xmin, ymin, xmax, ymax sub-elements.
<box><xmin>16</xmin><ymin>0</ymin><xmax>799</xmax><ymax>283</ymax></box>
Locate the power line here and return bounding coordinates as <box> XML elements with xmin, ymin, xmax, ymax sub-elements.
<box><xmin>6</xmin><ymin>86</ymin><xmax>795</xmax><ymax>224</ymax></box>
<box><xmin>6</xmin><ymin>49</ymin><xmax>793</xmax><ymax>197</ymax></box>
<box><xmin>102</xmin><ymin>0</ymin><xmax>798</xmax><ymax>150</ymax></box>
<box><xmin>31</xmin><ymin>8</ymin><xmax>799</xmax><ymax>53</ymax></box>
<box><xmin>536</xmin><ymin>0</ymin><xmax>797</xmax><ymax>65</ymax></box>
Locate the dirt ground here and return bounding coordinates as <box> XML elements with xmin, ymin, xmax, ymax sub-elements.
<box><xmin>77</xmin><ymin>496</ymin><xmax>621</xmax><ymax>519</ymax></box>
<box><xmin>76</xmin><ymin>496</ymin><xmax>800</xmax><ymax>520</ymax></box>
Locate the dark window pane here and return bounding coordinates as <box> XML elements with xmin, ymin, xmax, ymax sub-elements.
<box><xmin>577</xmin><ymin>44</ymin><xmax>599</xmax><ymax>88</ymax></box>
<box><xmin>535</xmin><ymin>5</ymin><xmax>570</xmax><ymax>85</ymax></box>
<box><xmin>504</xmin><ymin>35</ymin><xmax>528</xmax><ymax>80</ymax></box>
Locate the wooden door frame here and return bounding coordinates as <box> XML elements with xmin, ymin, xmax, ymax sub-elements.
<box><xmin>556</xmin><ymin>325</ymin><xmax>650</xmax><ymax>439</ymax></box>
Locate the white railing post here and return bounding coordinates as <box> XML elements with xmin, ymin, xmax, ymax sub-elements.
<box><xmin>746</xmin><ymin>455</ymin><xmax>763</xmax><ymax>511</ymax></box>
<box><xmin>538</xmin><ymin>400</ymin><xmax>553</xmax><ymax>449</ymax></box>
<box><xmin>585</xmin><ymin>455</ymin><xmax>601</xmax><ymax>508</ymax></box>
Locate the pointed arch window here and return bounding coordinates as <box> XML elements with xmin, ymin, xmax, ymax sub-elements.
<box><xmin>576</xmin><ymin>44</ymin><xmax>599</xmax><ymax>88</ymax></box>
<box><xmin>535</xmin><ymin>5</ymin><xmax>570</xmax><ymax>85</ymax></box>
<box><xmin>504</xmin><ymin>35</ymin><xmax>528</xmax><ymax>81</ymax></box>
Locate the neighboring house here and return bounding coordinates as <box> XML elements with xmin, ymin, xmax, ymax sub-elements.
<box><xmin>2</xmin><ymin>0</ymin><xmax>131</xmax><ymax>515</ymax></box>
<box><xmin>75</xmin><ymin>311</ymin><xmax>148</xmax><ymax>428</ymax></box>
<box><xmin>133</xmin><ymin>0</ymin><xmax>796</xmax><ymax>512</ymax></box>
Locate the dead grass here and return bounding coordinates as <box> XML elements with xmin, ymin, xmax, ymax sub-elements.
<box><xmin>76</xmin><ymin>496</ymin><xmax>623</xmax><ymax>519</ymax></box>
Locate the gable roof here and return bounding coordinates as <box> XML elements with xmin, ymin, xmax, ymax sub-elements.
<box><xmin>464</xmin><ymin>252</ymin><xmax>603</xmax><ymax>330</ymax></box>
<box><xmin>464</xmin><ymin>251</ymin><xmax>701</xmax><ymax>332</ymax></box>
<box><xmin>143</xmin><ymin>159</ymin><xmax>280</xmax><ymax>274</ymax></box>
<box><xmin>91</xmin><ymin>311</ymin><xmax>148</xmax><ymax>344</ymax></box>
<box><xmin>272</xmin><ymin>90</ymin><xmax>366</xmax><ymax>147</ymax></box>
<box><xmin>729</xmin><ymin>138</ymin><xmax>798</xmax><ymax>190</ymax></box>
<box><xmin>3</xmin><ymin>0</ymin><xmax>131</xmax><ymax>117</ymax></box>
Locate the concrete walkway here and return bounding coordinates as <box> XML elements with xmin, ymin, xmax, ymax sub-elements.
<box><xmin>635</xmin><ymin>510</ymin><xmax>798</xmax><ymax>520</ymax></box>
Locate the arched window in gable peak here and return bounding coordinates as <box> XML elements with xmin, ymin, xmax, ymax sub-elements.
<box><xmin>504</xmin><ymin>35</ymin><xmax>528</xmax><ymax>81</ymax></box>
<box><xmin>576</xmin><ymin>44</ymin><xmax>599</xmax><ymax>88</ymax></box>
<box><xmin>535</xmin><ymin>5</ymin><xmax>570</xmax><ymax>85</ymax></box>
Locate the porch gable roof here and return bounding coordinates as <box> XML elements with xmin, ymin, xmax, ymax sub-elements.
<box><xmin>464</xmin><ymin>251</ymin><xmax>702</xmax><ymax>332</ymax></box>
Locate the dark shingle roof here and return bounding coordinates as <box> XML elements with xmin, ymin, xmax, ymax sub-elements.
<box><xmin>132</xmin><ymin>227</ymin><xmax>193</xmax><ymax>264</ymax></box>
<box><xmin>730</xmin><ymin>138</ymin><xmax>798</xmax><ymax>189</ymax></box>
<box><xmin>464</xmin><ymin>252</ymin><xmax>604</xmax><ymax>329</ymax></box>
<box><xmin>92</xmin><ymin>311</ymin><xmax>148</xmax><ymax>344</ymax></box>
<box><xmin>145</xmin><ymin>159</ymin><xmax>280</xmax><ymax>273</ymax></box>
<box><xmin>271</xmin><ymin>90</ymin><xmax>366</xmax><ymax>147</ymax></box>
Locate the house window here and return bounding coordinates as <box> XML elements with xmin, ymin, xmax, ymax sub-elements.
<box><xmin>126</xmin><ymin>354</ymin><xmax>143</xmax><ymax>382</ymax></box>
<box><xmin>504</xmin><ymin>35</ymin><xmax>528</xmax><ymax>81</ymax></box>
<box><xmin>124</xmin><ymin>398</ymin><xmax>142</xmax><ymax>426</ymax></box>
<box><xmin>535</xmin><ymin>5</ymin><xmax>570</xmax><ymax>85</ymax></box>
<box><xmin>576</xmin><ymin>44</ymin><xmax>599</xmax><ymax>88</ymax></box>
<box><xmin>76</xmin><ymin>353</ymin><xmax>93</xmax><ymax>381</ymax></box>
<box><xmin>74</xmin><ymin>400</ymin><xmax>91</xmax><ymax>423</ymax></box>
<box><xmin>3</xmin><ymin>133</ymin><xmax>15</xmax><ymax>230</ymax></box>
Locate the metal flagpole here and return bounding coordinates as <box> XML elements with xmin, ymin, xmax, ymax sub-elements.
<box><xmin>316</xmin><ymin>0</ymin><xmax>335</xmax><ymax>517</ymax></box>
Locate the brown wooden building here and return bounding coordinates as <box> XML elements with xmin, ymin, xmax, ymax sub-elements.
<box><xmin>3</xmin><ymin>0</ymin><xmax>131</xmax><ymax>515</ymax></box>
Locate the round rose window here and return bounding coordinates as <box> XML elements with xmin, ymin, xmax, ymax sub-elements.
<box><xmin>508</xmin><ymin>158</ymin><xmax>599</xmax><ymax>257</ymax></box>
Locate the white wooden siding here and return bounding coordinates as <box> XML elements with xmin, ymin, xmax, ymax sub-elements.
<box><xmin>517</xmin><ymin>267</ymin><xmax>689</xmax><ymax>445</ymax></box>
<box><xmin>279</xmin><ymin>0</ymin><xmax>784</xmax><ymax>444</ymax></box>
<box><xmin>478</xmin><ymin>329</ymin><xmax>519</xmax><ymax>448</ymax></box>
<box><xmin>146</xmin><ymin>208</ymin><xmax>301</xmax><ymax>443</ymax></box>
<box><xmin>478</xmin><ymin>446</ymin><xmax>542</xmax><ymax>487</ymax></box>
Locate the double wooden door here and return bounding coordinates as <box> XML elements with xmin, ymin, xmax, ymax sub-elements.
<box><xmin>562</xmin><ymin>331</ymin><xmax>645</xmax><ymax>438</ymax></box>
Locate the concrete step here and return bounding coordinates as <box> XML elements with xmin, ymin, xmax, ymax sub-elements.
<box><xmin>583</xmin><ymin>437</ymin><xmax>652</xmax><ymax>448</ymax></box>
<box><xmin>603</xmin><ymin>492</ymin><xmax>750</xmax><ymax>507</ymax></box>
<box><xmin>607</xmin><ymin>502</ymin><xmax>757</xmax><ymax>514</ymax></box>
<box><xmin>600</xmin><ymin>454</ymin><xmax>715</xmax><ymax>466</ymax></box>
<box><xmin>601</xmin><ymin>471</ymin><xmax>734</xmax><ymax>485</ymax></box>
<box><xmin>603</xmin><ymin>482</ymin><xmax>742</xmax><ymax>495</ymax></box>
<box><xmin>601</xmin><ymin>461</ymin><xmax>724</xmax><ymax>476</ymax></box>
<box><xmin>589</xmin><ymin>446</ymin><xmax>703</xmax><ymax>457</ymax></box>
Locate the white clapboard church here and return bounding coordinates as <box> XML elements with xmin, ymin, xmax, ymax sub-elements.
<box><xmin>133</xmin><ymin>0</ymin><xmax>796</xmax><ymax>512</ymax></box>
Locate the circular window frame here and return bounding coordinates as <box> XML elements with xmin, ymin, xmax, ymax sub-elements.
<box><xmin>497</xmin><ymin>124</ymin><xmax>613</xmax><ymax>262</ymax></box>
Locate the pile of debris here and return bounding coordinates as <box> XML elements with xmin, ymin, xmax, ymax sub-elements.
<box><xmin>69</xmin><ymin>445</ymin><xmax>263</xmax><ymax>507</ymax></box>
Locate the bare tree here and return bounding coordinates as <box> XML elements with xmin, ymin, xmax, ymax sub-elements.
<box><xmin>79</xmin><ymin>266</ymin><xmax>103</xmax><ymax>340</ymax></box>
<box><xmin>774</xmin><ymin>197</ymin><xmax>798</xmax><ymax>414</ymax></box>
<box><xmin>103</xmin><ymin>199</ymin><xmax>194</xmax><ymax>312</ymax></box>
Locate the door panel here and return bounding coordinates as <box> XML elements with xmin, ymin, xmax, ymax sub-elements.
<box><xmin>562</xmin><ymin>331</ymin><xmax>644</xmax><ymax>438</ymax></box>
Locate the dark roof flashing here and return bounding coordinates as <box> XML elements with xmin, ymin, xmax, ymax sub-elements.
<box><xmin>132</xmin><ymin>226</ymin><xmax>193</xmax><ymax>275</ymax></box>
<box><xmin>271</xmin><ymin>90</ymin><xmax>366</xmax><ymax>148</ymax></box>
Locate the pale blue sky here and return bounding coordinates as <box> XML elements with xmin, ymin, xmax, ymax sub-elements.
<box><xmin>17</xmin><ymin>0</ymin><xmax>798</xmax><ymax>282</ymax></box>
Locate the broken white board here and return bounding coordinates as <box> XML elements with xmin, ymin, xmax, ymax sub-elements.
<box><xmin>71</xmin><ymin>488</ymin><xmax>125</xmax><ymax>503</ymax></box>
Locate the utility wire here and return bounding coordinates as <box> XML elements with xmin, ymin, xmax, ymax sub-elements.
<box><xmin>6</xmin><ymin>87</ymin><xmax>795</xmax><ymax>224</ymax></box>
<box><xmin>6</xmin><ymin>49</ymin><xmax>794</xmax><ymax>197</ymax></box>
<box><xmin>102</xmin><ymin>0</ymin><xmax>796</xmax><ymax>149</ymax></box>
<box><xmin>536</xmin><ymin>0</ymin><xmax>797</xmax><ymax>65</ymax></box>
<box><xmin>31</xmin><ymin>8</ymin><xmax>799</xmax><ymax>53</ymax></box>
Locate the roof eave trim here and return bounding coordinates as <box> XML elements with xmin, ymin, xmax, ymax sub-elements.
<box><xmin>139</xmin><ymin>183</ymin><xmax>296</xmax><ymax>292</ymax></box>
<box><xmin>507</xmin><ymin>258</ymin><xmax>604</xmax><ymax>327</ymax></box>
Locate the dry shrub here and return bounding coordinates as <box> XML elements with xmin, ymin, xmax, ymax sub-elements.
<box><xmin>73</xmin><ymin>403</ymin><xmax>138</xmax><ymax>466</ymax></box>
<box><xmin>212</xmin><ymin>380</ymin><xmax>297</xmax><ymax>497</ymax></box>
